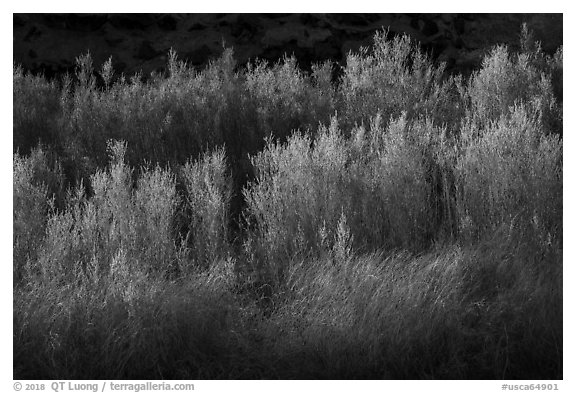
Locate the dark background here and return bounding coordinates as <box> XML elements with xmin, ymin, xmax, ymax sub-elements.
<box><xmin>14</xmin><ymin>13</ymin><xmax>563</xmax><ymax>79</ymax></box>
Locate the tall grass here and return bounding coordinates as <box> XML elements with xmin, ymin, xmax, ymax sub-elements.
<box><xmin>14</xmin><ymin>231</ymin><xmax>561</xmax><ymax>379</ymax></box>
<box><xmin>14</xmin><ymin>261</ymin><xmax>242</xmax><ymax>379</ymax></box>
<box><xmin>14</xmin><ymin>26</ymin><xmax>562</xmax><ymax>379</ymax></box>
<box><xmin>267</xmin><ymin>229</ymin><xmax>561</xmax><ymax>379</ymax></box>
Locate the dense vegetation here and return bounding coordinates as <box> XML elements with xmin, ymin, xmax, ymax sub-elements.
<box><xmin>14</xmin><ymin>26</ymin><xmax>562</xmax><ymax>379</ymax></box>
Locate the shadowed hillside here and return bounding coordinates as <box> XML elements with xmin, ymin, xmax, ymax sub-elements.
<box><xmin>14</xmin><ymin>13</ymin><xmax>562</xmax><ymax>78</ymax></box>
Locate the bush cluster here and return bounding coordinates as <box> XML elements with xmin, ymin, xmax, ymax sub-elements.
<box><xmin>14</xmin><ymin>26</ymin><xmax>562</xmax><ymax>379</ymax></box>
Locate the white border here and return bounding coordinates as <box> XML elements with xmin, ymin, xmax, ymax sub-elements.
<box><xmin>3</xmin><ymin>4</ymin><xmax>572</xmax><ymax>391</ymax></box>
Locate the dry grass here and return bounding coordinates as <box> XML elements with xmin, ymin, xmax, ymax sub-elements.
<box><xmin>14</xmin><ymin>27</ymin><xmax>562</xmax><ymax>379</ymax></box>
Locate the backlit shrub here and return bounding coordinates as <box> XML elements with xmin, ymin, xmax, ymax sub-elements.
<box><xmin>338</xmin><ymin>30</ymin><xmax>461</xmax><ymax>132</ymax></box>
<box><xmin>13</xmin><ymin>146</ymin><xmax>64</xmax><ymax>283</ymax></box>
<box><xmin>243</xmin><ymin>114</ymin><xmax>449</xmax><ymax>283</ymax></box>
<box><xmin>245</xmin><ymin>56</ymin><xmax>335</xmax><ymax>144</ymax></box>
<box><xmin>32</xmin><ymin>141</ymin><xmax>179</xmax><ymax>283</ymax></box>
<box><xmin>180</xmin><ymin>148</ymin><xmax>233</xmax><ymax>271</ymax></box>
<box><xmin>465</xmin><ymin>44</ymin><xmax>560</xmax><ymax>134</ymax></box>
<box><xmin>13</xmin><ymin>66</ymin><xmax>61</xmax><ymax>154</ymax></box>
<box><xmin>455</xmin><ymin>105</ymin><xmax>562</xmax><ymax>240</ymax></box>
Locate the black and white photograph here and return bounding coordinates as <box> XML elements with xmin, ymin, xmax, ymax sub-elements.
<box><xmin>9</xmin><ymin>3</ymin><xmax>568</xmax><ymax>386</ymax></box>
